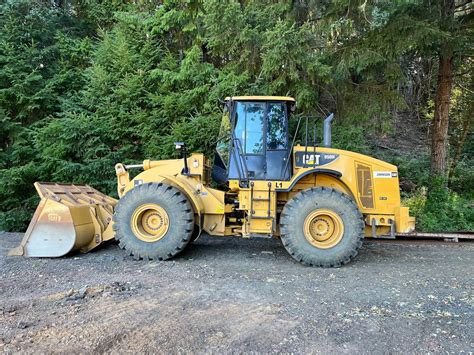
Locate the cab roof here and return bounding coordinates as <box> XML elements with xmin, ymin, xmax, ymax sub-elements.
<box><xmin>224</xmin><ymin>96</ymin><xmax>295</xmax><ymax>102</ymax></box>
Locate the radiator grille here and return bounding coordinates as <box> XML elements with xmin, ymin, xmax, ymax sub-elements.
<box><xmin>356</xmin><ymin>163</ymin><xmax>374</xmax><ymax>209</ymax></box>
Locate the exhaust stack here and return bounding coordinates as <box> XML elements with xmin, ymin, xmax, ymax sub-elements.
<box><xmin>323</xmin><ymin>113</ymin><xmax>334</xmax><ymax>148</ymax></box>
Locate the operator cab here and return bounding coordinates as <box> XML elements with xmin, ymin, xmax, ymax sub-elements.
<box><xmin>213</xmin><ymin>96</ymin><xmax>295</xmax><ymax>185</ymax></box>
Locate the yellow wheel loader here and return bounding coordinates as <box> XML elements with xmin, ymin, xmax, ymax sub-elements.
<box><xmin>10</xmin><ymin>96</ymin><xmax>415</xmax><ymax>267</ymax></box>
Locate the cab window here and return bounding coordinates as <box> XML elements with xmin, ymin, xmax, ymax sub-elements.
<box><xmin>234</xmin><ymin>102</ymin><xmax>265</xmax><ymax>154</ymax></box>
<box><xmin>267</xmin><ymin>103</ymin><xmax>287</xmax><ymax>150</ymax></box>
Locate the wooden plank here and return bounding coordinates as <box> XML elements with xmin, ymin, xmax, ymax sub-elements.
<box><xmin>395</xmin><ymin>232</ymin><xmax>474</xmax><ymax>240</ymax></box>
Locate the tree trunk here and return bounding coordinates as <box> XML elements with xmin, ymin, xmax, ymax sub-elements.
<box><xmin>430</xmin><ymin>54</ymin><xmax>453</xmax><ymax>178</ymax></box>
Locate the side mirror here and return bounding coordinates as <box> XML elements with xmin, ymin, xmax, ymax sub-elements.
<box><xmin>174</xmin><ymin>142</ymin><xmax>186</xmax><ymax>150</ymax></box>
<box><xmin>173</xmin><ymin>142</ymin><xmax>189</xmax><ymax>175</ymax></box>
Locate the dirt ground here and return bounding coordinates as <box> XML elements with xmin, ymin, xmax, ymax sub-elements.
<box><xmin>0</xmin><ymin>232</ymin><xmax>473</xmax><ymax>353</ymax></box>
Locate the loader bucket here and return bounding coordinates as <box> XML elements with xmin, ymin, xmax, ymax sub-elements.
<box><xmin>9</xmin><ymin>182</ymin><xmax>117</xmax><ymax>257</ymax></box>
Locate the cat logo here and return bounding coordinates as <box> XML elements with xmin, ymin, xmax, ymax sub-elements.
<box><xmin>303</xmin><ymin>154</ymin><xmax>321</xmax><ymax>165</ymax></box>
<box><xmin>48</xmin><ymin>213</ymin><xmax>61</xmax><ymax>222</ymax></box>
<box><xmin>295</xmin><ymin>152</ymin><xmax>339</xmax><ymax>167</ymax></box>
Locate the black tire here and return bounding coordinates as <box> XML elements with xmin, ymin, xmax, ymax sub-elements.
<box><xmin>280</xmin><ymin>187</ymin><xmax>364</xmax><ymax>267</ymax></box>
<box><xmin>113</xmin><ymin>182</ymin><xmax>194</xmax><ymax>260</ymax></box>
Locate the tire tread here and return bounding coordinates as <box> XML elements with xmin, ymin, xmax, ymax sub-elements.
<box><xmin>113</xmin><ymin>183</ymin><xmax>194</xmax><ymax>261</ymax></box>
<box><xmin>280</xmin><ymin>187</ymin><xmax>364</xmax><ymax>267</ymax></box>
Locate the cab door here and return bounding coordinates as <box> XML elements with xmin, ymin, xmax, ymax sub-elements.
<box><xmin>232</xmin><ymin>101</ymin><xmax>266</xmax><ymax>180</ymax></box>
<box><xmin>265</xmin><ymin>102</ymin><xmax>291</xmax><ymax>180</ymax></box>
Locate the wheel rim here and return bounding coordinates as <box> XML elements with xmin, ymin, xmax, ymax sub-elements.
<box><xmin>303</xmin><ymin>209</ymin><xmax>344</xmax><ymax>249</ymax></box>
<box><xmin>131</xmin><ymin>204</ymin><xmax>169</xmax><ymax>242</ymax></box>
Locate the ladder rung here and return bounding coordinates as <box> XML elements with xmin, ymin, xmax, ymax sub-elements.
<box><xmin>253</xmin><ymin>198</ymin><xmax>270</xmax><ymax>201</ymax></box>
<box><xmin>251</xmin><ymin>216</ymin><xmax>274</xmax><ymax>220</ymax></box>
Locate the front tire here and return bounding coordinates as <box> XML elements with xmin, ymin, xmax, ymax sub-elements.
<box><xmin>280</xmin><ymin>187</ymin><xmax>364</xmax><ymax>267</ymax></box>
<box><xmin>113</xmin><ymin>183</ymin><xmax>194</xmax><ymax>260</ymax></box>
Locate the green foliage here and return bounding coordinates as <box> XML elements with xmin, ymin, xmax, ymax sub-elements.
<box><xmin>0</xmin><ymin>1</ymin><xmax>95</xmax><ymax>230</ymax></box>
<box><xmin>332</xmin><ymin>124</ymin><xmax>371</xmax><ymax>154</ymax></box>
<box><xmin>404</xmin><ymin>178</ymin><xmax>474</xmax><ymax>232</ymax></box>
<box><xmin>392</xmin><ymin>153</ymin><xmax>432</xmax><ymax>188</ymax></box>
<box><xmin>390</xmin><ymin>152</ymin><xmax>473</xmax><ymax>232</ymax></box>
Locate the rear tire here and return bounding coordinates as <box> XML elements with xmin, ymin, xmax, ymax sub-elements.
<box><xmin>280</xmin><ymin>187</ymin><xmax>364</xmax><ymax>267</ymax></box>
<box><xmin>113</xmin><ymin>183</ymin><xmax>194</xmax><ymax>260</ymax></box>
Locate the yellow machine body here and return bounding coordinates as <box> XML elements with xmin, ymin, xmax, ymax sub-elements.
<box><xmin>227</xmin><ymin>145</ymin><xmax>415</xmax><ymax>237</ymax></box>
<box><xmin>116</xmin><ymin>154</ymin><xmax>227</xmax><ymax>237</ymax></box>
<box><xmin>113</xmin><ymin>147</ymin><xmax>414</xmax><ymax>240</ymax></box>
<box><xmin>13</xmin><ymin>95</ymin><xmax>415</xmax><ymax>259</ymax></box>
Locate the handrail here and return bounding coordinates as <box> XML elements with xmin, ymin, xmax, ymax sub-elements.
<box><xmin>232</xmin><ymin>137</ymin><xmax>249</xmax><ymax>186</ymax></box>
<box><xmin>280</xmin><ymin>113</ymin><xmax>334</xmax><ymax>180</ymax></box>
<box><xmin>231</xmin><ymin>143</ymin><xmax>243</xmax><ymax>182</ymax></box>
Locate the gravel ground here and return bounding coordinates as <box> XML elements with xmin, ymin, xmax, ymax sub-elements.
<box><xmin>0</xmin><ymin>232</ymin><xmax>473</xmax><ymax>353</ymax></box>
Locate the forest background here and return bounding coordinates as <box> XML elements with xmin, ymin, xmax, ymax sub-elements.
<box><xmin>0</xmin><ymin>0</ymin><xmax>472</xmax><ymax>232</ymax></box>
